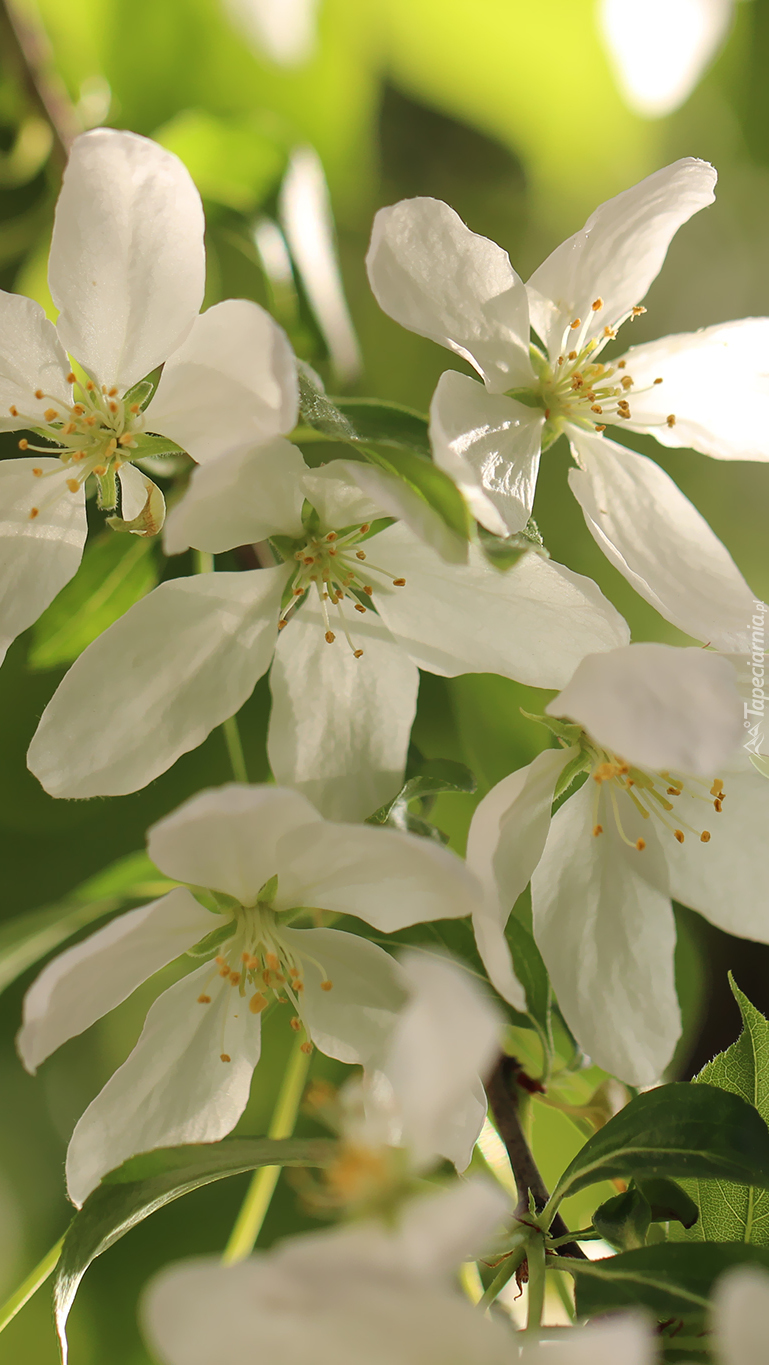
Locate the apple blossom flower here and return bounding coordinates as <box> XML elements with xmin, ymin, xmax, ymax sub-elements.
<box><xmin>599</xmin><ymin>0</ymin><xmax>734</xmax><ymax>119</ymax></box>
<box><xmin>367</xmin><ymin>160</ymin><xmax>762</xmax><ymax>650</ymax></box>
<box><xmin>140</xmin><ymin>1178</ymin><xmax>513</xmax><ymax>1365</ymax></box>
<box><xmin>0</xmin><ymin>126</ymin><xmax>299</xmax><ymax>666</ymax></box>
<box><xmin>466</xmin><ymin>642</ymin><xmax>769</xmax><ymax>1085</ymax></box>
<box><xmin>17</xmin><ymin>783</ymin><xmax>484</xmax><ymax>1206</ymax></box>
<box><xmin>26</xmin><ymin>451</ymin><xmax>628</xmax><ymax>817</ymax></box>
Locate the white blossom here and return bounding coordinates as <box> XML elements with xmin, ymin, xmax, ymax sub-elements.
<box><xmin>140</xmin><ymin>1178</ymin><xmax>513</xmax><ymax>1365</ymax></box>
<box><xmin>367</xmin><ymin>162</ymin><xmax>762</xmax><ymax>651</ymax></box>
<box><xmin>0</xmin><ymin>127</ymin><xmax>297</xmax><ymax>665</ymax></box>
<box><xmin>598</xmin><ymin>0</ymin><xmax>734</xmax><ymax>119</ymax></box>
<box><xmin>26</xmin><ymin>450</ymin><xmax>628</xmax><ymax>816</ymax></box>
<box><xmin>466</xmin><ymin>643</ymin><xmax>769</xmax><ymax>1084</ymax></box>
<box><xmin>17</xmin><ymin>783</ymin><xmax>484</xmax><ymax>1206</ymax></box>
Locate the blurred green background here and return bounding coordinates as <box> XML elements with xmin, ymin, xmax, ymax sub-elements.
<box><xmin>1</xmin><ymin>0</ymin><xmax>768</xmax><ymax>1358</ymax></box>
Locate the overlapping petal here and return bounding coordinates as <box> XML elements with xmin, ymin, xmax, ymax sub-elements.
<box><xmin>163</xmin><ymin>439</ymin><xmax>306</xmax><ymax>556</ymax></box>
<box><xmin>147</xmin><ymin>784</ymin><xmax>322</xmax><ymax>904</ymax></box>
<box><xmin>429</xmin><ymin>369</ymin><xmax>544</xmax><ymax>535</ymax></box>
<box><xmin>66</xmin><ymin>961</ymin><xmax>263</xmax><ymax>1207</ymax></box>
<box><xmin>17</xmin><ymin>889</ymin><xmax>214</xmax><ymax>1073</ymax></box>
<box><xmin>370</xmin><ymin>521</ymin><xmax>629</xmax><ymax>688</ymax></box>
<box><xmin>144</xmin><ymin>300</ymin><xmax>298</xmax><ymax>462</ymax></box>
<box><xmin>714</xmin><ymin>1267</ymin><xmax>769</xmax><ymax>1365</ymax></box>
<box><xmin>267</xmin><ymin>597</ymin><xmax>420</xmax><ymax>821</ymax></box>
<box><xmin>50</xmin><ymin>129</ymin><xmax>205</xmax><ymax>392</ymax></box>
<box><xmin>527</xmin><ymin>158</ymin><xmax>717</xmax><ymax>356</ymax></box>
<box><xmin>367</xmin><ymin>197</ymin><xmax>533</xmax><ymax>391</ymax></box>
<box><xmin>569</xmin><ymin>429</ymin><xmax>756</xmax><ymax>650</ymax></box>
<box><xmin>27</xmin><ymin>565</ymin><xmax>289</xmax><ymax>798</ymax></box>
<box><xmin>532</xmin><ymin>781</ymin><xmax>680</xmax><ymax>1085</ymax></box>
<box><xmin>0</xmin><ymin>291</ymin><xmax>71</xmax><ymax>428</ymax></box>
<box><xmin>548</xmin><ymin>643</ymin><xmax>744</xmax><ymax>774</ymax></box>
<box><xmin>0</xmin><ymin>456</ymin><xmax>87</xmax><ymax>665</ymax></box>
<box><xmin>620</xmin><ymin>318</ymin><xmax>769</xmax><ymax>461</ymax></box>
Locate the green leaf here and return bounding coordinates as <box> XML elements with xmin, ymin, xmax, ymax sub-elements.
<box><xmin>185</xmin><ymin>919</ymin><xmax>237</xmax><ymax>958</ymax></box>
<box><xmin>636</xmin><ymin>1177</ymin><xmax>699</xmax><ymax>1229</ymax></box>
<box><xmin>154</xmin><ymin>109</ymin><xmax>286</xmax><ymax>211</ymax></box>
<box><xmin>673</xmin><ymin>978</ymin><xmax>769</xmax><ymax>1245</ymax></box>
<box><xmin>563</xmin><ymin>1242</ymin><xmax>769</xmax><ymax>1321</ymax></box>
<box><xmin>505</xmin><ymin>918</ymin><xmax>553</xmax><ymax>1056</ymax></box>
<box><xmin>29</xmin><ymin>532</ymin><xmax>158</xmax><ymax>669</ymax></box>
<box><xmin>359</xmin><ymin>443</ymin><xmax>472</xmax><ymax>543</ymax></box>
<box><xmin>0</xmin><ymin>852</ymin><xmax>176</xmax><ymax>999</ymax></box>
<box><xmin>550</xmin><ymin>1083</ymin><xmax>769</xmax><ymax>1207</ymax></box>
<box><xmin>54</xmin><ymin>1136</ymin><xmax>335</xmax><ymax>1362</ymax></box>
<box><xmin>329</xmin><ymin>398</ymin><xmax>431</xmax><ymax>457</ymax></box>
<box><xmin>592</xmin><ymin>1186</ymin><xmax>651</xmax><ymax>1251</ymax></box>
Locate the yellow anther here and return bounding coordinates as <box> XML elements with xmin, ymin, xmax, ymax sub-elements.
<box><xmin>363</xmin><ymin>585</ymin><xmax>374</xmax><ymax>596</ymax></box>
<box><xmin>229</xmin><ymin>971</ymin><xmax>241</xmax><ymax>986</ymax></box>
<box><xmin>595</xmin><ymin>423</ymin><xmax>606</xmax><ymax>431</ymax></box>
<box><xmin>570</xmin><ymin>317</ymin><xmax>581</xmax><ymax>329</ymax></box>
<box><xmin>593</xmin><ymin>824</ymin><xmax>603</xmax><ymax>836</ymax></box>
<box><xmin>325</xmin><ymin>630</ymin><xmax>335</xmax><ymax>644</ymax></box>
<box><xmin>66</xmin><ymin>372</ymin><xmax>76</xmax><ymax>384</ymax></box>
<box><xmin>320</xmin><ymin>980</ymin><xmax>333</xmax><ymax>991</ymax></box>
<box><xmin>101</xmin><ymin>384</ymin><xmax>108</xmax><ymax>394</ymax></box>
<box><xmin>666</xmin><ymin>414</ymin><xmax>676</xmax><ymax>428</ymax></box>
<box><xmin>603</xmin><ymin>326</ymin><xmax>617</xmax><ymax>338</ymax></box>
<box><xmin>300</xmin><ymin>1041</ymin><xmax>313</xmax><ymax>1054</ymax></box>
<box><xmin>635</xmin><ymin>838</ymin><xmax>646</xmax><ymax>851</ymax></box>
<box><xmin>674</xmin><ymin>830</ymin><xmax>685</xmax><ymax>843</ymax></box>
<box><xmin>714</xmin><ymin>797</ymin><xmax>723</xmax><ymax>812</ymax></box>
<box><xmin>93</xmin><ymin>464</ymin><xmax>107</xmax><ymax>476</ymax></box>
<box><xmin>73</xmin><ymin>403</ymin><xmax>84</xmax><ymax>414</ymax></box>
<box><xmin>29</xmin><ymin>507</ymin><xmax>39</xmax><ymax>519</ymax></box>
<box><xmin>118</xmin><ymin>433</ymin><xmax>135</xmax><ymax>446</ymax></box>
<box><xmin>354</xmin><ymin>603</ymin><xmax>367</xmax><ymax>614</ymax></box>
<box><xmin>592</xmin><ymin>298</ymin><xmax>603</xmax><ymax>311</ymax></box>
<box><xmin>711</xmin><ymin>780</ymin><xmax>724</xmax><ymax>796</ymax></box>
<box><xmin>617</xmin><ymin>359</ymin><xmax>626</xmax><ymax>369</ymax></box>
<box><xmin>290</xmin><ymin>1016</ymin><xmax>302</xmax><ymax>1031</ymax></box>
<box><xmin>108</xmin><ymin>386</ymin><xmax>118</xmax><ymax>397</ymax></box>
<box><xmin>130</xmin><ymin>402</ymin><xmax>141</xmax><ymax>413</ymax></box>
<box><xmin>353</xmin><ymin>649</ymin><xmax>364</xmax><ymax>659</ymax></box>
<box><xmin>356</xmin><ymin>550</ymin><xmax>366</xmax><ymax>560</ymax></box>
<box><xmin>34</xmin><ymin>388</ymin><xmax>44</xmax><ymax>400</ymax></box>
<box><xmin>249</xmin><ymin>992</ymin><xmax>268</xmax><ymax>1014</ymax></box>
<box><xmin>621</xmin><ymin>375</ymin><xmax>633</xmax><ymax>390</ymax></box>
<box><xmin>18</xmin><ymin>439</ymin><xmax>29</xmax><ymax>449</ymax></box>
<box><xmin>359</xmin><ymin>523</ymin><xmax>370</xmax><ymax>534</ymax></box>
<box><xmin>568</xmin><ymin>350</ymin><xmax>577</xmax><ymax>360</ymax></box>
<box><xmin>43</xmin><ymin>408</ymin><xmax>58</xmax><ymax>421</ymax></box>
<box><xmin>295</xmin><ymin>980</ymin><xmax>305</xmax><ymax>992</ymax></box>
<box><xmin>8</xmin><ymin>405</ymin><xmax>18</xmax><ymax>416</ymax></box>
<box><xmin>220</xmin><ymin>1053</ymin><xmax>231</xmax><ymax>1063</ymax></box>
<box><xmin>265</xmin><ymin>952</ymin><xmax>280</xmax><ymax>971</ymax></box>
<box><xmin>277</xmin><ymin>620</ymin><xmax>287</xmax><ymax>630</ymax></box>
<box><xmin>325</xmin><ymin>531</ymin><xmax>337</xmax><ymax>541</ymax></box>
<box><xmin>393</xmin><ymin>577</ymin><xmax>406</xmax><ymax>587</ymax></box>
<box><xmin>591</xmin><ymin>404</ymin><xmax>603</xmax><ymax>414</ymax></box>
<box><xmin>631</xmin><ymin>306</ymin><xmax>646</xmax><ymax>317</ymax></box>
<box><xmin>108</xmin><ymin>401</ymin><xmax>119</xmax><ymax>413</ymax></box>
<box><xmin>701</xmin><ymin>830</ymin><xmax>711</xmax><ymax>843</ymax></box>
<box><xmin>654</xmin><ymin>377</ymin><xmax>663</xmax><ymax>385</ymax></box>
<box><xmin>86</xmin><ymin>381</ymin><xmax>95</xmax><ymax>391</ymax></box>
<box><xmin>66</xmin><ymin>478</ymin><xmax>79</xmax><ymax>492</ymax></box>
<box><xmin>198</xmin><ymin>994</ymin><xmax>212</xmax><ymax>1004</ymax></box>
<box><xmin>32</xmin><ymin>467</ymin><xmax>42</xmax><ymax>477</ymax></box>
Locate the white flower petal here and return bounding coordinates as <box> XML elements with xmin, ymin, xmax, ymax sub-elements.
<box><xmin>569</xmin><ymin>429</ymin><xmax>756</xmax><ymax>650</ymax></box>
<box><xmin>0</xmin><ymin>290</ymin><xmax>71</xmax><ymax>427</ymax></box>
<box><xmin>380</xmin><ymin>951</ymin><xmax>500</xmax><ymax>1169</ymax></box>
<box><xmin>148</xmin><ymin>784</ymin><xmax>322</xmax><ymax>903</ymax></box>
<box><xmin>28</xmin><ymin>566</ymin><xmax>289</xmax><ymax>798</ymax></box>
<box><xmin>17</xmin><ymin>888</ymin><xmax>213</xmax><ymax>1074</ymax></box>
<box><xmin>340</xmin><ymin>457</ymin><xmax>468</xmax><ymax>565</ymax></box>
<box><xmin>145</xmin><ymin>300</ymin><xmax>298</xmax><ymax>462</ymax></box>
<box><xmin>299</xmin><ymin>464</ymin><xmax>383</xmax><ymax>529</ymax></box>
<box><xmin>66</xmin><ymin>960</ymin><xmax>262</xmax><ymax>1206</ymax></box>
<box><xmin>532</xmin><ymin>782</ymin><xmax>680</xmax><ymax>1085</ymax></box>
<box><xmin>519</xmin><ymin>1315</ymin><xmax>655</xmax><ymax>1365</ymax></box>
<box><xmin>466</xmin><ymin>747</ymin><xmax>574</xmax><ymax>1012</ymax></box>
<box><xmin>620</xmin><ymin>318</ymin><xmax>769</xmax><ymax>461</ymax></box>
<box><xmin>163</xmin><ymin>439</ymin><xmax>306</xmax><ymax>556</ymax></box>
<box><xmin>429</xmin><ymin>369</ymin><xmax>544</xmax><ymax>535</ymax></box>
<box><xmin>713</xmin><ymin>1266</ymin><xmax>769</xmax><ymax>1365</ymax></box>
<box><xmin>385</xmin><ymin>1177</ymin><xmax>511</xmax><ymax>1279</ymax></box>
<box><xmin>366</xmin><ymin>197</ymin><xmax>533</xmax><ymax>392</ymax></box>
<box><xmin>370</xmin><ymin>521</ymin><xmax>629</xmax><ymax>688</ymax></box>
<box><xmin>0</xmin><ymin>457</ymin><xmax>87</xmax><ymax>664</ymax></box>
<box><xmin>548</xmin><ymin>643</ymin><xmax>744</xmax><ymax>775</ymax></box>
<box><xmin>117</xmin><ymin>460</ymin><xmax>153</xmax><ymax>522</ymax></box>
<box><xmin>267</xmin><ymin>597</ymin><xmax>419</xmax><ymax>821</ymax></box>
<box><xmin>527</xmin><ymin>159</ymin><xmax>716</xmax><ymax>356</ymax></box>
<box><xmin>276</xmin><ymin>822</ymin><xmax>482</xmax><ymax>930</ymax></box>
<box><xmin>281</xmin><ymin>926</ymin><xmax>406</xmax><ymax>1066</ymax></box>
<box><xmin>666</xmin><ymin>768</ymin><xmax>769</xmax><ymax>941</ymax></box>
<box><xmin>599</xmin><ymin>0</ymin><xmax>733</xmax><ymax>119</ymax></box>
<box><xmin>50</xmin><ymin>129</ymin><xmax>204</xmax><ymax>392</ymax></box>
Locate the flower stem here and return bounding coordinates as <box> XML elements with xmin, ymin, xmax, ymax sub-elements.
<box><xmin>193</xmin><ymin>550</ymin><xmax>249</xmax><ymax>784</ymax></box>
<box><xmin>222</xmin><ymin>1036</ymin><xmax>312</xmax><ymax>1264</ymax></box>
<box><xmin>524</xmin><ymin>1231</ymin><xmax>546</xmax><ymax>1331</ymax></box>
<box><xmin>0</xmin><ymin>1236</ymin><xmax>64</xmax><ymax>1336</ymax></box>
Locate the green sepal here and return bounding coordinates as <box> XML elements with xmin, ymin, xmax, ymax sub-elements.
<box><xmin>122</xmin><ymin>378</ymin><xmax>155</xmax><ymax>411</ymax></box>
<box><xmin>185</xmin><ymin>919</ymin><xmax>237</xmax><ymax>959</ymax></box>
<box><xmin>258</xmin><ymin>873</ymin><xmax>278</xmax><ymax>904</ymax></box>
<box><xmin>553</xmin><ymin>748</ymin><xmax>592</xmax><ymax>801</ymax></box>
<box><xmin>520</xmin><ymin>709</ymin><xmax>585</xmax><ymax>745</ymax></box>
<box><xmin>301</xmin><ymin>497</ymin><xmax>321</xmax><ymax>534</ymax></box>
<box><xmin>592</xmin><ymin>1185</ymin><xmax>651</xmax><ymax>1250</ymax></box>
<box><xmin>636</xmin><ymin>1177</ymin><xmax>699</xmax><ymax>1229</ymax></box>
<box><xmin>504</xmin><ymin>386</ymin><xmax>545</xmax><ymax>409</ymax></box>
<box><xmin>269</xmin><ymin>534</ymin><xmax>301</xmax><ymax>563</ymax></box>
<box><xmin>129</xmin><ymin>432</ymin><xmax>187</xmax><ymax>457</ymax></box>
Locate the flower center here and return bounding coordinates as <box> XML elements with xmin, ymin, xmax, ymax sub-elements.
<box><xmin>515</xmin><ymin>299</ymin><xmax>676</xmax><ymax>444</ymax></box>
<box><xmin>586</xmin><ymin>743</ymin><xmax>724</xmax><ymax>850</ymax></box>
<box><xmin>12</xmin><ymin>373</ymin><xmax>143</xmax><ymax>519</ymax></box>
<box><xmin>279</xmin><ymin>520</ymin><xmax>406</xmax><ymax>658</ymax></box>
<box><xmin>195</xmin><ymin>901</ymin><xmax>331</xmax><ymax>1062</ymax></box>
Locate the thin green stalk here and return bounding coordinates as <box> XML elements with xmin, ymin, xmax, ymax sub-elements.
<box><xmin>477</xmin><ymin>1244</ymin><xmax>527</xmax><ymax>1311</ymax></box>
<box><xmin>193</xmin><ymin>550</ymin><xmax>249</xmax><ymax>783</ymax></box>
<box><xmin>550</xmin><ymin>1268</ymin><xmax>575</xmax><ymax>1320</ymax></box>
<box><xmin>222</xmin><ymin>1036</ymin><xmax>312</xmax><ymax>1264</ymax></box>
<box><xmin>524</xmin><ymin>1233</ymin><xmax>546</xmax><ymax>1333</ymax></box>
<box><xmin>0</xmin><ymin>1236</ymin><xmax>64</xmax><ymax>1336</ymax></box>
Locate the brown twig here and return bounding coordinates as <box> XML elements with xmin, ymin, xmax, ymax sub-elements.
<box><xmin>0</xmin><ymin>0</ymin><xmax>80</xmax><ymax>166</ymax></box>
<box><xmin>485</xmin><ymin>1054</ymin><xmax>586</xmax><ymax>1259</ymax></box>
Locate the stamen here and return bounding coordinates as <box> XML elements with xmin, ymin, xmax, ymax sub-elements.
<box><xmin>591</xmin><ymin>298</ymin><xmax>603</xmax><ymax>311</ymax></box>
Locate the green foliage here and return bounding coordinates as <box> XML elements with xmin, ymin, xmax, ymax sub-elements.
<box><xmin>592</xmin><ymin>1185</ymin><xmax>652</xmax><ymax>1251</ymax></box>
<box><xmin>551</xmin><ymin>1083</ymin><xmax>769</xmax><ymax>1206</ymax></box>
<box><xmin>566</xmin><ymin>1242</ymin><xmax>769</xmax><ymax>1321</ymax></box>
<box><xmin>29</xmin><ymin>532</ymin><xmax>158</xmax><ymax>670</ymax></box>
<box><xmin>673</xmin><ymin>978</ymin><xmax>769</xmax><ymax>1245</ymax></box>
<box><xmin>54</xmin><ymin>1137</ymin><xmax>336</xmax><ymax>1361</ymax></box>
<box><xmin>504</xmin><ymin>918</ymin><xmax>553</xmax><ymax>1061</ymax></box>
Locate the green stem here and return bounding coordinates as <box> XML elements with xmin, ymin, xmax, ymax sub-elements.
<box><xmin>524</xmin><ymin>1233</ymin><xmax>546</xmax><ymax>1333</ymax></box>
<box><xmin>550</xmin><ymin>1267</ymin><xmax>575</xmax><ymax>1320</ymax></box>
<box><xmin>477</xmin><ymin>1244</ymin><xmax>527</xmax><ymax>1311</ymax></box>
<box><xmin>0</xmin><ymin>1236</ymin><xmax>64</xmax><ymax>1336</ymax></box>
<box><xmin>193</xmin><ymin>550</ymin><xmax>249</xmax><ymax>784</ymax></box>
<box><xmin>222</xmin><ymin>1036</ymin><xmax>312</xmax><ymax>1264</ymax></box>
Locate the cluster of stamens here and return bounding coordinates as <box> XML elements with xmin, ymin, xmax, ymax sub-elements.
<box><xmin>589</xmin><ymin>749</ymin><xmax>725</xmax><ymax>851</ymax></box>
<box><xmin>12</xmin><ymin>374</ymin><xmax>143</xmax><ymax>519</ymax></box>
<box><xmin>196</xmin><ymin>902</ymin><xmax>331</xmax><ymax>1062</ymax></box>
<box><xmin>279</xmin><ymin>522</ymin><xmax>406</xmax><ymax>659</ymax></box>
<box><xmin>534</xmin><ymin>298</ymin><xmax>675</xmax><ymax>437</ymax></box>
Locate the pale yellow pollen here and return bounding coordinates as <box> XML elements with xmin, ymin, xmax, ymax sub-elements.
<box><xmin>29</xmin><ymin>507</ymin><xmax>39</xmax><ymax>519</ymax></box>
<box><xmin>66</xmin><ymin>372</ymin><xmax>76</xmax><ymax>384</ymax></box>
<box><xmin>325</xmin><ymin>630</ymin><xmax>335</xmax><ymax>644</ymax></box>
<box><xmin>701</xmin><ymin>831</ymin><xmax>711</xmax><ymax>843</ymax></box>
<box><xmin>320</xmin><ymin>980</ymin><xmax>333</xmax><ymax>992</ymax></box>
<box><xmin>591</xmin><ymin>404</ymin><xmax>603</xmax><ymax>414</ymax></box>
<box><xmin>631</xmin><ymin>306</ymin><xmax>646</xmax><ymax>317</ymax></box>
<box><xmin>356</xmin><ymin>550</ymin><xmax>366</xmax><ymax>560</ymax></box>
<box><xmin>249</xmin><ymin>992</ymin><xmax>268</xmax><ymax>1014</ymax></box>
<box><xmin>108</xmin><ymin>386</ymin><xmax>118</xmax><ymax>397</ymax></box>
<box><xmin>8</xmin><ymin>405</ymin><xmax>18</xmax><ymax>416</ymax></box>
<box><xmin>265</xmin><ymin>952</ymin><xmax>281</xmax><ymax>971</ymax></box>
<box><xmin>220</xmin><ymin>1053</ymin><xmax>231</xmax><ymax>1063</ymax></box>
<box><xmin>674</xmin><ymin>830</ymin><xmax>685</xmax><ymax>843</ymax></box>
<box><xmin>290</xmin><ymin>1016</ymin><xmax>302</xmax><ymax>1031</ymax></box>
<box><xmin>636</xmin><ymin>838</ymin><xmax>646</xmax><ymax>851</ymax></box>
<box><xmin>198</xmin><ymin>993</ymin><xmax>212</xmax><ymax>1004</ymax></box>
<box><xmin>359</xmin><ymin>523</ymin><xmax>370</xmax><ymax>534</ymax></box>
<box><xmin>593</xmin><ymin>824</ymin><xmax>603</xmax><ymax>836</ymax></box>
<box><xmin>66</xmin><ymin>478</ymin><xmax>79</xmax><ymax>492</ymax></box>
<box><xmin>666</xmin><ymin>414</ymin><xmax>676</xmax><ymax>428</ymax></box>
<box><xmin>393</xmin><ymin>577</ymin><xmax>406</xmax><ymax>587</ymax></box>
<box><xmin>570</xmin><ymin>317</ymin><xmax>581</xmax><ymax>329</ymax></box>
<box><xmin>34</xmin><ymin>388</ymin><xmax>44</xmax><ymax>400</ymax></box>
<box><xmin>43</xmin><ymin>407</ymin><xmax>58</xmax><ymax>421</ymax></box>
<box><xmin>300</xmin><ymin>1041</ymin><xmax>313</xmax><ymax>1054</ymax></box>
<box><xmin>18</xmin><ymin>438</ymin><xmax>28</xmax><ymax>449</ymax></box>
<box><xmin>592</xmin><ymin>298</ymin><xmax>603</xmax><ymax>311</ymax></box>
<box><xmin>617</xmin><ymin>359</ymin><xmax>626</xmax><ymax>369</ymax></box>
<box><xmin>354</xmin><ymin>603</ymin><xmax>366</xmax><ymax>614</ymax></box>
<box><xmin>353</xmin><ymin>648</ymin><xmax>364</xmax><ymax>659</ymax></box>
<box><xmin>603</xmin><ymin>326</ymin><xmax>616</xmax><ymax>339</ymax></box>
<box><xmin>654</xmin><ymin>377</ymin><xmax>663</xmax><ymax>385</ymax></box>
